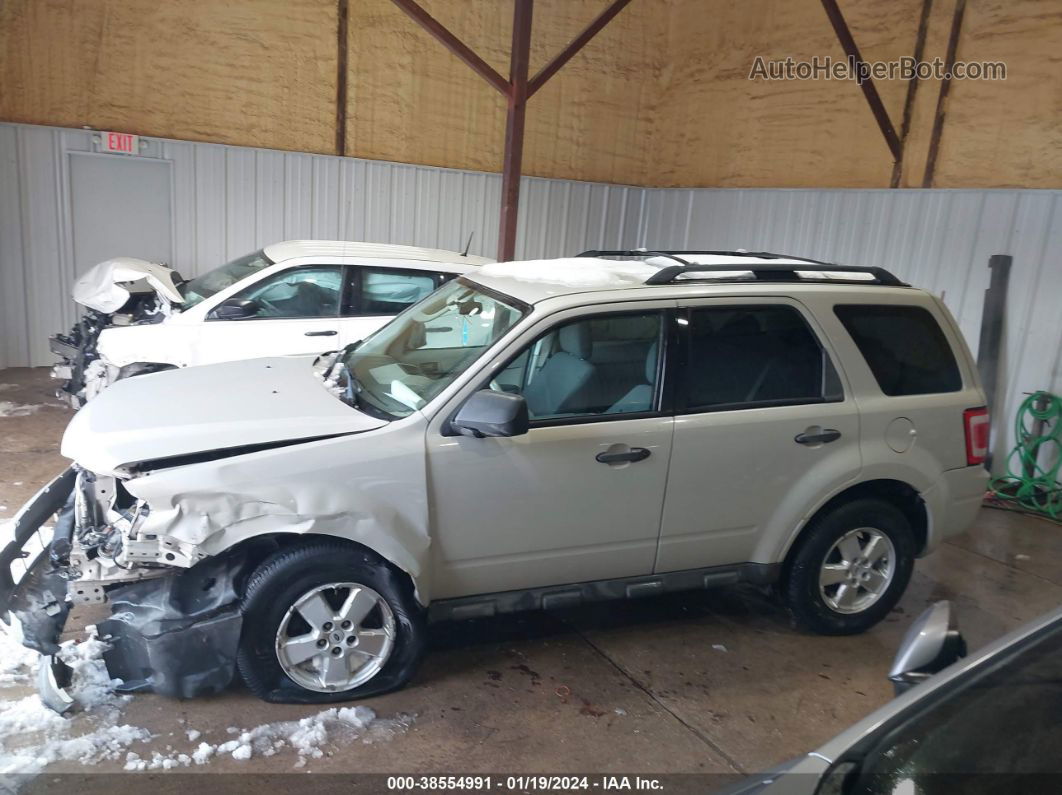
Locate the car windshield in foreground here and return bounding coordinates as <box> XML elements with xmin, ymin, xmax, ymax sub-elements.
<box><xmin>854</xmin><ymin>617</ymin><xmax>1062</xmax><ymax>791</ymax></box>
<box><xmin>340</xmin><ymin>279</ymin><xmax>527</xmax><ymax>419</ymax></box>
<box><xmin>178</xmin><ymin>250</ymin><xmax>274</xmax><ymax>308</ymax></box>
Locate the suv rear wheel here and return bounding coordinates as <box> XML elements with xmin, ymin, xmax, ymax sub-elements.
<box><xmin>782</xmin><ymin>498</ymin><xmax>915</xmax><ymax>635</ymax></box>
<box><xmin>237</xmin><ymin>541</ymin><xmax>426</xmax><ymax>703</ymax></box>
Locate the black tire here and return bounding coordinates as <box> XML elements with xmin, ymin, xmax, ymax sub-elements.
<box><xmin>782</xmin><ymin>498</ymin><xmax>915</xmax><ymax>635</ymax></box>
<box><xmin>236</xmin><ymin>541</ymin><xmax>426</xmax><ymax>704</ymax></box>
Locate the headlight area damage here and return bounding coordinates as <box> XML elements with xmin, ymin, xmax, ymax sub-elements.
<box><xmin>0</xmin><ymin>467</ymin><xmax>255</xmax><ymax>713</ymax></box>
<box><xmin>51</xmin><ymin>257</ymin><xmax>184</xmax><ymax>408</ymax></box>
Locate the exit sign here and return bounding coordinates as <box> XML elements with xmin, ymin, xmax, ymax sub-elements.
<box><xmin>99</xmin><ymin>131</ymin><xmax>140</xmax><ymax>155</ymax></box>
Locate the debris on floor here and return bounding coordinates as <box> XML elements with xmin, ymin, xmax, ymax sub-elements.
<box><xmin>166</xmin><ymin>705</ymin><xmax>415</xmax><ymax>770</ymax></box>
<box><xmin>712</xmin><ymin>644</ymin><xmax>728</xmax><ymax>653</ymax></box>
<box><xmin>0</xmin><ymin>402</ymin><xmax>43</xmax><ymax>418</ymax></box>
<box><xmin>0</xmin><ymin>621</ymin><xmax>414</xmax><ymax>777</ymax></box>
<box><xmin>0</xmin><ymin>623</ymin><xmax>147</xmax><ymax>776</ymax></box>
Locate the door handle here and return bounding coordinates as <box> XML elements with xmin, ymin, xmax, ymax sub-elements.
<box><xmin>596</xmin><ymin>447</ymin><xmax>651</xmax><ymax>464</ymax></box>
<box><xmin>304</xmin><ymin>330</ymin><xmax>338</xmax><ymax>337</ymax></box>
<box><xmin>794</xmin><ymin>428</ymin><xmax>842</xmax><ymax>445</ymax></box>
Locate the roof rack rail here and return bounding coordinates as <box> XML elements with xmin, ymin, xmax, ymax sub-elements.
<box><xmin>577</xmin><ymin>249</ymin><xmax>908</xmax><ymax>288</ymax></box>
<box><xmin>578</xmin><ymin>249</ymin><xmax>694</xmax><ymax>266</ymax></box>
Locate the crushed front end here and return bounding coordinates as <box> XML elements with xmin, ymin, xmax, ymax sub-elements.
<box><xmin>50</xmin><ymin>311</ymin><xmax>113</xmax><ymax>409</ymax></box>
<box><xmin>52</xmin><ymin>256</ymin><xmax>184</xmax><ymax>407</ymax></box>
<box><xmin>0</xmin><ymin>467</ymin><xmax>249</xmax><ymax>711</ymax></box>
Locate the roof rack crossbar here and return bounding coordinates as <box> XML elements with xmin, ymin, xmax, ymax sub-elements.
<box><xmin>644</xmin><ymin>263</ymin><xmax>906</xmax><ymax>287</ymax></box>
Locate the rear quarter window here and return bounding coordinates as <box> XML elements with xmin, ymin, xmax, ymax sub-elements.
<box><xmin>834</xmin><ymin>304</ymin><xmax>962</xmax><ymax>396</ymax></box>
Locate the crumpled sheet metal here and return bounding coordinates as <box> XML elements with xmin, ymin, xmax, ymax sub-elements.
<box><xmin>124</xmin><ymin>427</ymin><xmax>434</xmax><ymax>602</ymax></box>
<box><xmin>73</xmin><ymin>257</ymin><xmax>184</xmax><ymax>313</ymax></box>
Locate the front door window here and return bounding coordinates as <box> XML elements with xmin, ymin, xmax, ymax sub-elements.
<box><xmin>231</xmin><ymin>266</ymin><xmax>343</xmax><ymax>319</ymax></box>
<box><xmin>495</xmin><ymin>311</ymin><xmax>663</xmax><ymax>421</ymax></box>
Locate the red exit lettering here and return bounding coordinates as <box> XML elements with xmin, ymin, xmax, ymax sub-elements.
<box><xmin>108</xmin><ymin>132</ymin><xmax>133</xmax><ymax>152</ymax></box>
<box><xmin>101</xmin><ymin>131</ymin><xmax>139</xmax><ymax>155</ymax></box>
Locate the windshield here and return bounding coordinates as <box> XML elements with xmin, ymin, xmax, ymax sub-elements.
<box><xmin>179</xmin><ymin>250</ymin><xmax>273</xmax><ymax>309</ymax></box>
<box><xmin>340</xmin><ymin>279</ymin><xmax>527</xmax><ymax>419</ymax></box>
<box><xmin>854</xmin><ymin>619</ymin><xmax>1062</xmax><ymax>790</ymax></box>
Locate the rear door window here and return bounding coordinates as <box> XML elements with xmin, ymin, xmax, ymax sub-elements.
<box><xmin>344</xmin><ymin>268</ymin><xmax>439</xmax><ymax>316</ymax></box>
<box><xmin>681</xmin><ymin>304</ymin><xmax>842</xmax><ymax>412</ymax></box>
<box><xmin>834</xmin><ymin>305</ymin><xmax>962</xmax><ymax>396</ymax></box>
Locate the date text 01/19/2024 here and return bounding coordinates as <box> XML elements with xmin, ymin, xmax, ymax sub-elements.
<box><xmin>386</xmin><ymin>776</ymin><xmax>665</xmax><ymax>791</ymax></box>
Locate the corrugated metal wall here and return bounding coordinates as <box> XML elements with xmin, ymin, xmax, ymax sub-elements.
<box><xmin>2</xmin><ymin>122</ymin><xmax>1059</xmax><ymax>469</ymax></box>
<box><xmin>641</xmin><ymin>187</ymin><xmax>1062</xmax><ymax>467</ymax></box>
<box><xmin>0</xmin><ymin>122</ymin><xmax>644</xmax><ymax>368</ymax></box>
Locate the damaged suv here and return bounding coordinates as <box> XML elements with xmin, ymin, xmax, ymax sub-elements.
<box><xmin>2</xmin><ymin>251</ymin><xmax>989</xmax><ymax>710</ymax></box>
<box><xmin>50</xmin><ymin>240</ymin><xmax>491</xmax><ymax>406</ymax></box>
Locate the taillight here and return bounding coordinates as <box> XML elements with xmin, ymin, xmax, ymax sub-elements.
<box><xmin>963</xmin><ymin>407</ymin><xmax>990</xmax><ymax>466</ymax></box>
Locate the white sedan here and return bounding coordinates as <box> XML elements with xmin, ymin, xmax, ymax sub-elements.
<box><xmin>50</xmin><ymin>240</ymin><xmax>492</xmax><ymax>406</ymax></box>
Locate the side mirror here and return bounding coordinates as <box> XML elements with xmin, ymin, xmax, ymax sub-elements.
<box><xmin>451</xmin><ymin>390</ymin><xmax>529</xmax><ymax>438</ymax></box>
<box><xmin>888</xmin><ymin>600</ymin><xmax>967</xmax><ymax>696</ymax></box>
<box><xmin>210</xmin><ymin>298</ymin><xmax>259</xmax><ymax>320</ymax></box>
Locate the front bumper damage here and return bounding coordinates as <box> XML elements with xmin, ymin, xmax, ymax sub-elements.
<box><xmin>50</xmin><ymin>312</ymin><xmax>111</xmax><ymax>409</ymax></box>
<box><xmin>0</xmin><ymin>469</ymin><xmax>249</xmax><ymax>711</ymax></box>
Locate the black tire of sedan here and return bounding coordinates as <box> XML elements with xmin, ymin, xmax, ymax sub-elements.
<box><xmin>782</xmin><ymin>498</ymin><xmax>915</xmax><ymax>635</ymax></box>
<box><xmin>237</xmin><ymin>541</ymin><xmax>426</xmax><ymax>703</ymax></box>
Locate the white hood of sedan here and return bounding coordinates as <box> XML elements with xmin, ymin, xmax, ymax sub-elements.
<box><xmin>62</xmin><ymin>356</ymin><xmax>387</xmax><ymax>473</ymax></box>
<box><xmin>73</xmin><ymin>257</ymin><xmax>186</xmax><ymax>313</ymax></box>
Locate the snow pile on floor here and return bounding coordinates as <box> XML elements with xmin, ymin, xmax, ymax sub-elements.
<box><xmin>0</xmin><ymin>626</ymin><xmax>149</xmax><ymax>777</ymax></box>
<box><xmin>127</xmin><ymin>705</ymin><xmax>414</xmax><ymax>771</ymax></box>
<box><xmin>0</xmin><ymin>621</ymin><xmax>413</xmax><ymax>777</ymax></box>
<box><xmin>0</xmin><ymin>620</ymin><xmax>41</xmax><ymax>687</ymax></box>
<box><xmin>0</xmin><ymin>402</ymin><xmax>43</xmax><ymax>418</ymax></box>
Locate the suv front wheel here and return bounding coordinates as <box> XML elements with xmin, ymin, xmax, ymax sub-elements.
<box><xmin>237</xmin><ymin>541</ymin><xmax>426</xmax><ymax>703</ymax></box>
<box><xmin>782</xmin><ymin>498</ymin><xmax>916</xmax><ymax>635</ymax></box>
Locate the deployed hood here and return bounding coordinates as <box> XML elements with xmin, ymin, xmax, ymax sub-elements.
<box><xmin>62</xmin><ymin>356</ymin><xmax>387</xmax><ymax>473</ymax></box>
<box><xmin>73</xmin><ymin>257</ymin><xmax>185</xmax><ymax>313</ymax></box>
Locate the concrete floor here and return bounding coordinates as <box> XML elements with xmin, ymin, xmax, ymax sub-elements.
<box><xmin>2</xmin><ymin>366</ymin><xmax>1060</xmax><ymax>785</ymax></box>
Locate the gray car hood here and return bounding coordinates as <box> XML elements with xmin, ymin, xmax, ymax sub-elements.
<box><xmin>62</xmin><ymin>356</ymin><xmax>387</xmax><ymax>473</ymax></box>
<box><xmin>73</xmin><ymin>257</ymin><xmax>186</xmax><ymax>313</ymax></box>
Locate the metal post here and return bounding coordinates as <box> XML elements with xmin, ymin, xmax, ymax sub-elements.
<box><xmin>923</xmin><ymin>0</ymin><xmax>966</xmax><ymax>187</ymax></box>
<box><xmin>977</xmin><ymin>254</ymin><xmax>1012</xmax><ymax>460</ymax></box>
<box><xmin>498</xmin><ymin>0</ymin><xmax>533</xmax><ymax>263</ymax></box>
<box><xmin>1024</xmin><ymin>392</ymin><xmax>1050</xmax><ymax>480</ymax></box>
<box><xmin>335</xmin><ymin>0</ymin><xmax>350</xmax><ymax>156</ymax></box>
<box><xmin>390</xmin><ymin>0</ymin><xmax>633</xmax><ymax>261</ymax></box>
<box><xmin>819</xmin><ymin>0</ymin><xmax>902</xmax><ymax>162</ymax></box>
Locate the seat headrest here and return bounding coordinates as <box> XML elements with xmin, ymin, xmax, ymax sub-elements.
<box><xmin>559</xmin><ymin>323</ymin><xmax>592</xmax><ymax>359</ymax></box>
<box><xmin>645</xmin><ymin>341</ymin><xmax>658</xmax><ymax>383</ymax></box>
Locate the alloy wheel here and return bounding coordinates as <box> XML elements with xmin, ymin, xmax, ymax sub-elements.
<box><xmin>818</xmin><ymin>527</ymin><xmax>896</xmax><ymax>614</ymax></box>
<box><xmin>275</xmin><ymin>582</ymin><xmax>396</xmax><ymax>692</ymax></box>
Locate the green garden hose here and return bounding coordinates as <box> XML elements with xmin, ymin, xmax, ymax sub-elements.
<box><xmin>988</xmin><ymin>391</ymin><xmax>1062</xmax><ymax>521</ymax></box>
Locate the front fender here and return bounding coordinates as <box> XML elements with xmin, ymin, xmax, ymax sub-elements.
<box><xmin>124</xmin><ymin>417</ymin><xmax>432</xmax><ymax>603</ymax></box>
<box><xmin>97</xmin><ymin>324</ymin><xmax>184</xmax><ymax>369</ymax></box>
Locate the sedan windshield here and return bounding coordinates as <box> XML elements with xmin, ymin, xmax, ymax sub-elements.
<box><xmin>341</xmin><ymin>279</ymin><xmax>527</xmax><ymax>419</ymax></box>
<box><xmin>179</xmin><ymin>250</ymin><xmax>273</xmax><ymax>309</ymax></box>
